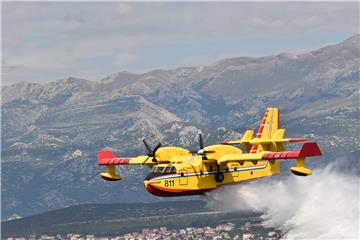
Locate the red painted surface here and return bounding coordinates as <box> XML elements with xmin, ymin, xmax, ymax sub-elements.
<box><xmin>298</xmin><ymin>142</ymin><xmax>322</xmax><ymax>158</ymax></box>
<box><xmin>98</xmin><ymin>150</ymin><xmax>132</xmax><ymax>165</ymax></box>
<box><xmin>261</xmin><ymin>142</ymin><xmax>322</xmax><ymax>160</ymax></box>
<box><xmin>258</xmin><ymin>125</ymin><xmax>264</xmax><ymax>133</ymax></box>
<box><xmin>250</xmin><ymin>109</ymin><xmax>269</xmax><ymax>153</ymax></box>
<box><xmin>250</xmin><ymin>145</ymin><xmax>258</xmax><ymax>153</ymax></box>
<box><xmin>289</xmin><ymin>138</ymin><xmax>310</xmax><ymax>142</ymax></box>
<box><xmin>146</xmin><ymin>184</ymin><xmax>213</xmax><ymax>197</ymax></box>
<box><xmin>98</xmin><ymin>150</ymin><xmax>117</xmax><ymax>160</ymax></box>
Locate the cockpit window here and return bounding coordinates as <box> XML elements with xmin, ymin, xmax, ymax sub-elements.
<box><xmin>156</xmin><ymin>167</ymin><xmax>165</xmax><ymax>173</ymax></box>
<box><xmin>168</xmin><ymin>167</ymin><xmax>176</xmax><ymax>173</ymax></box>
<box><xmin>145</xmin><ymin>166</ymin><xmax>177</xmax><ymax>180</ymax></box>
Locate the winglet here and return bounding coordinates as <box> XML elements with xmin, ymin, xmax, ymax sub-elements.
<box><xmin>99</xmin><ymin>149</ymin><xmax>117</xmax><ymax>159</ymax></box>
<box><xmin>298</xmin><ymin>142</ymin><xmax>322</xmax><ymax>158</ymax></box>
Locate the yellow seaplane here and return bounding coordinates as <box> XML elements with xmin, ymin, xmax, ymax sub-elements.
<box><xmin>98</xmin><ymin>108</ymin><xmax>322</xmax><ymax>197</ymax></box>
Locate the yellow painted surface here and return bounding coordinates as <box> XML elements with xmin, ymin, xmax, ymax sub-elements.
<box><xmin>99</xmin><ymin>107</ymin><xmax>318</xmax><ymax>194</ymax></box>
<box><xmin>146</xmin><ymin>158</ymin><xmax>274</xmax><ymax>192</ymax></box>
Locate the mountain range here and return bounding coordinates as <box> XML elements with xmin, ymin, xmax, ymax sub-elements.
<box><xmin>1</xmin><ymin>34</ymin><xmax>359</xmax><ymax>220</ymax></box>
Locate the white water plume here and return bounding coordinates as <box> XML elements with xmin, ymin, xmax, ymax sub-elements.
<box><xmin>205</xmin><ymin>163</ymin><xmax>359</xmax><ymax>239</ymax></box>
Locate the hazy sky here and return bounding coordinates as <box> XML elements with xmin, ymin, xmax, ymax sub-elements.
<box><xmin>2</xmin><ymin>2</ymin><xmax>359</xmax><ymax>85</ymax></box>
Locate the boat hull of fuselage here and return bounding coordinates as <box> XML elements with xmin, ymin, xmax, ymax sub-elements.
<box><xmin>146</xmin><ymin>184</ymin><xmax>213</xmax><ymax>197</ymax></box>
<box><xmin>144</xmin><ymin>161</ymin><xmax>273</xmax><ymax>197</ymax></box>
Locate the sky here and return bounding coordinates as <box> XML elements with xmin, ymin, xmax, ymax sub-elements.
<box><xmin>2</xmin><ymin>2</ymin><xmax>359</xmax><ymax>85</ymax></box>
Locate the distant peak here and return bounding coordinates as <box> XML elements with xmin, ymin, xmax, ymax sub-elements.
<box><xmin>344</xmin><ymin>34</ymin><xmax>360</xmax><ymax>45</ymax></box>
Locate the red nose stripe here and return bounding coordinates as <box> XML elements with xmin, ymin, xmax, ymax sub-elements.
<box><xmin>146</xmin><ymin>184</ymin><xmax>213</xmax><ymax>197</ymax></box>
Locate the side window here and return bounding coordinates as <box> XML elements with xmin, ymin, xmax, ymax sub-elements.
<box><xmin>171</xmin><ymin>167</ymin><xmax>176</xmax><ymax>173</ymax></box>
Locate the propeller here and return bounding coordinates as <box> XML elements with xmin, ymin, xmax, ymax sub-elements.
<box><xmin>190</xmin><ymin>133</ymin><xmax>214</xmax><ymax>160</ymax></box>
<box><xmin>142</xmin><ymin>139</ymin><xmax>162</xmax><ymax>163</ymax></box>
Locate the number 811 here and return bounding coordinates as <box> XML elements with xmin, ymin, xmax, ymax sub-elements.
<box><xmin>164</xmin><ymin>180</ymin><xmax>174</xmax><ymax>187</ymax></box>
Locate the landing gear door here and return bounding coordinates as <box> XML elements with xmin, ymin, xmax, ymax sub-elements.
<box><xmin>179</xmin><ymin>170</ymin><xmax>188</xmax><ymax>185</ymax></box>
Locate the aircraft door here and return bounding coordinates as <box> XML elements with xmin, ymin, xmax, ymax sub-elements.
<box><xmin>179</xmin><ymin>170</ymin><xmax>188</xmax><ymax>185</ymax></box>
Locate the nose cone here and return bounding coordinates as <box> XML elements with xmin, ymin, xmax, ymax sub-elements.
<box><xmin>144</xmin><ymin>180</ymin><xmax>149</xmax><ymax>188</ymax></box>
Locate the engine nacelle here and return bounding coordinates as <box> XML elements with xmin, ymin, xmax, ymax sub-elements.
<box><xmin>100</xmin><ymin>165</ymin><xmax>122</xmax><ymax>181</ymax></box>
<box><xmin>290</xmin><ymin>158</ymin><xmax>312</xmax><ymax>176</ymax></box>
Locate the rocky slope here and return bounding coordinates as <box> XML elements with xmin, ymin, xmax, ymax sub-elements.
<box><xmin>1</xmin><ymin>34</ymin><xmax>359</xmax><ymax>219</ymax></box>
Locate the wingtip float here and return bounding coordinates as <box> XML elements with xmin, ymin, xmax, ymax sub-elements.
<box><xmin>98</xmin><ymin>107</ymin><xmax>322</xmax><ymax>197</ymax></box>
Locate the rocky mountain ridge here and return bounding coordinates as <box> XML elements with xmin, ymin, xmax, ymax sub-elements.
<box><xmin>1</xmin><ymin>34</ymin><xmax>359</xmax><ymax>219</ymax></box>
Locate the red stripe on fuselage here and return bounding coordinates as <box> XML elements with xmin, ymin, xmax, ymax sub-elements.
<box><xmin>146</xmin><ymin>184</ymin><xmax>213</xmax><ymax>197</ymax></box>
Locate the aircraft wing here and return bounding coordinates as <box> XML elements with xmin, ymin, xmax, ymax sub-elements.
<box><xmin>98</xmin><ymin>150</ymin><xmax>155</xmax><ymax>166</ymax></box>
<box><xmin>218</xmin><ymin>142</ymin><xmax>322</xmax><ymax>164</ymax></box>
<box><xmin>98</xmin><ymin>150</ymin><xmax>156</xmax><ymax>181</ymax></box>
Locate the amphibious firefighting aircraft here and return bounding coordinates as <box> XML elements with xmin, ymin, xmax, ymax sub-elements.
<box><xmin>98</xmin><ymin>108</ymin><xmax>322</xmax><ymax>197</ymax></box>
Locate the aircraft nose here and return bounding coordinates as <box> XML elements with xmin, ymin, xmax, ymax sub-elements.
<box><xmin>144</xmin><ymin>180</ymin><xmax>149</xmax><ymax>188</ymax></box>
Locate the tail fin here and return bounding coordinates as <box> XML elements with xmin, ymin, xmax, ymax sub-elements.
<box><xmin>250</xmin><ymin>108</ymin><xmax>280</xmax><ymax>153</ymax></box>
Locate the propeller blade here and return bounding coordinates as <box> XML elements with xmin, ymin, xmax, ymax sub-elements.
<box><xmin>153</xmin><ymin>142</ymin><xmax>162</xmax><ymax>153</ymax></box>
<box><xmin>198</xmin><ymin>133</ymin><xmax>204</xmax><ymax>149</ymax></box>
<box><xmin>143</xmin><ymin>139</ymin><xmax>152</xmax><ymax>155</ymax></box>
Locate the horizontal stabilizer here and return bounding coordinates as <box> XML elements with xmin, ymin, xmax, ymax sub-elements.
<box><xmin>220</xmin><ymin>130</ymin><xmax>253</xmax><ymax>152</ymax></box>
<box><xmin>288</xmin><ymin>138</ymin><xmax>310</xmax><ymax>142</ymax></box>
